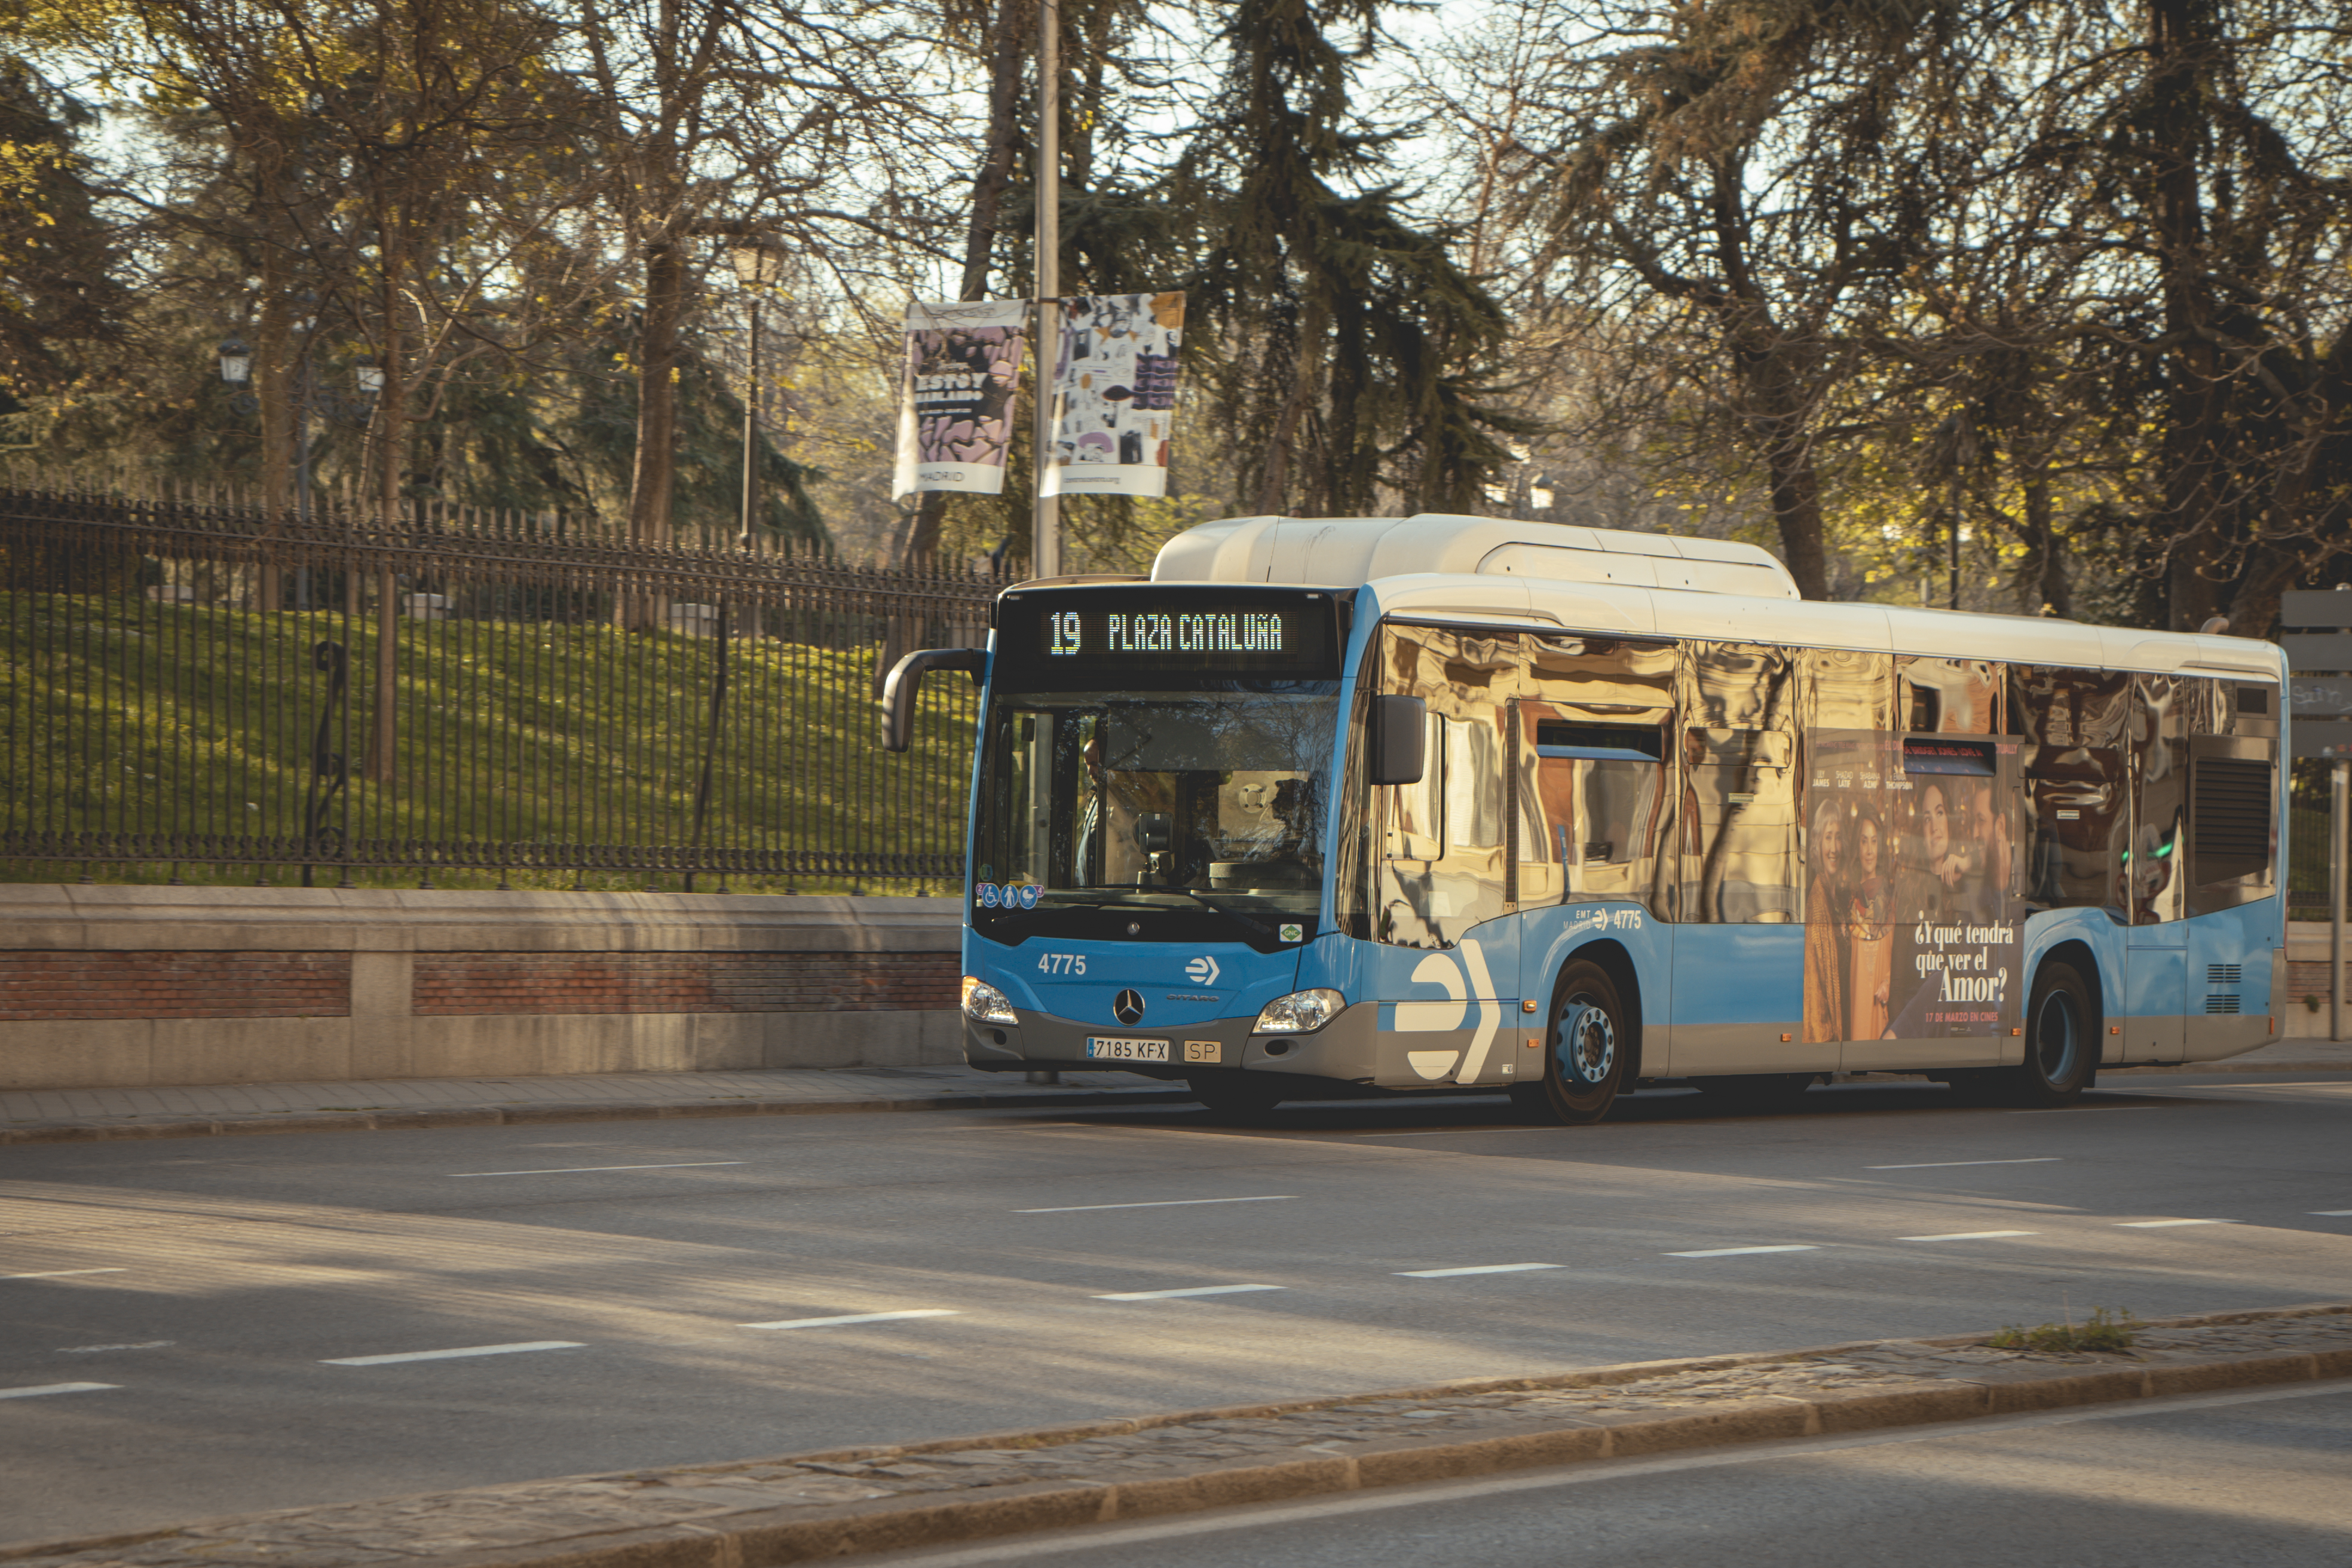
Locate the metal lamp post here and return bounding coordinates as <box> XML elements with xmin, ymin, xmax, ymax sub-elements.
<box><xmin>217</xmin><ymin>323</ymin><xmax>383</xmax><ymax>611</ymax></box>
<box><xmin>725</xmin><ymin>236</ymin><xmax>785</xmax><ymax>549</ymax></box>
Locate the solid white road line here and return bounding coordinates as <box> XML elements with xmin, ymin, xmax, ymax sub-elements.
<box><xmin>323</xmin><ymin>1341</ymin><xmax>586</xmax><ymax>1365</ymax></box>
<box><xmin>0</xmin><ymin>1383</ymin><xmax>117</xmax><ymax>1399</ymax></box>
<box><xmin>2011</xmin><ymin>1105</ymin><xmax>2161</xmax><ymax>1114</ymax></box>
<box><xmin>59</xmin><ymin>1341</ymin><xmax>172</xmax><ymax>1353</ymax></box>
<box><xmin>1</xmin><ymin>1269</ymin><xmax>127</xmax><ymax>1281</ymax></box>
<box><xmin>1898</xmin><ymin>1230</ymin><xmax>2040</xmax><ymax>1242</ymax></box>
<box><xmin>1397</xmin><ymin>1264</ymin><xmax>1561</xmax><ymax>1278</ymax></box>
<box><xmin>1866</xmin><ymin>1157</ymin><xmax>2060</xmax><ymax>1169</ymax></box>
<box><xmin>1093</xmin><ymin>1284</ymin><xmax>1284</xmax><ymax>1300</ymax></box>
<box><xmin>2117</xmin><ymin>1218</ymin><xmax>2235</xmax><ymax>1227</ymax></box>
<box><xmin>875</xmin><ymin>1381</ymin><xmax>2352</xmax><ymax>1567</ymax></box>
<box><xmin>738</xmin><ymin>1309</ymin><xmax>960</xmax><ymax>1330</ymax></box>
<box><xmin>1016</xmin><ymin>1196</ymin><xmax>1299</xmax><ymax>1213</ymax></box>
<box><xmin>1666</xmin><ymin>1245</ymin><xmax>1821</xmax><ymax>1258</ymax></box>
<box><xmin>447</xmin><ymin>1162</ymin><xmax>746</xmax><ymax>1177</ymax></box>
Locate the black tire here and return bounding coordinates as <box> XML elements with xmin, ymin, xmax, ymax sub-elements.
<box><xmin>1698</xmin><ymin>1073</ymin><xmax>1817</xmax><ymax>1108</ymax></box>
<box><xmin>2004</xmin><ymin>961</ymin><xmax>2097</xmax><ymax>1106</ymax></box>
<box><xmin>1189</xmin><ymin>1076</ymin><xmax>1284</xmax><ymax>1122</ymax></box>
<box><xmin>1523</xmin><ymin>959</ymin><xmax>1628</xmax><ymax>1125</ymax></box>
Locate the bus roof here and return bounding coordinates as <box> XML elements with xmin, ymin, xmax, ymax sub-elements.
<box><xmin>1144</xmin><ymin>513</ymin><xmax>2281</xmax><ymax>682</ymax></box>
<box><xmin>1150</xmin><ymin>514</ymin><xmax>1800</xmax><ymax>599</ymax></box>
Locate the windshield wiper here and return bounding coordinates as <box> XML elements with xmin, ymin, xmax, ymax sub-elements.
<box><xmin>1156</xmin><ymin>886</ymin><xmax>1279</xmax><ymax>941</ymax></box>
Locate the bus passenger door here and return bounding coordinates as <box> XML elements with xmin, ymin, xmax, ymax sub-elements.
<box><xmin>1668</xmin><ymin>643</ymin><xmax>1809</xmax><ymax>1074</ymax></box>
<box><xmin>2125</xmin><ymin>675</ymin><xmax>2189</xmax><ymax>1062</ymax></box>
<box><xmin>1373</xmin><ymin>628</ymin><xmax>1520</xmax><ymax>1088</ymax></box>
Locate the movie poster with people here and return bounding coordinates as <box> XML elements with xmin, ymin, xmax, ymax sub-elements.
<box><xmin>893</xmin><ymin>301</ymin><xmax>1029</xmax><ymax>498</ymax></box>
<box><xmin>1042</xmin><ymin>292</ymin><xmax>1184</xmax><ymax>498</ymax></box>
<box><xmin>1802</xmin><ymin>730</ymin><xmax>2026</xmax><ymax>1043</ymax></box>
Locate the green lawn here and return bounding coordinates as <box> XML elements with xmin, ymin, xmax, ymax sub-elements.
<box><xmin>1</xmin><ymin>592</ymin><xmax>978</xmax><ymax>895</ymax></box>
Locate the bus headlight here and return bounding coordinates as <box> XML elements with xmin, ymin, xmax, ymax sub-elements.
<box><xmin>1252</xmin><ymin>989</ymin><xmax>1344</xmax><ymax>1034</ymax></box>
<box><xmin>961</xmin><ymin>976</ymin><xmax>1018</xmax><ymax>1025</ymax></box>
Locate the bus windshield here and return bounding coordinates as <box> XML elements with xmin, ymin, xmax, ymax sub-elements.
<box><xmin>973</xmin><ymin>683</ymin><xmax>1340</xmax><ymax>924</ymax></box>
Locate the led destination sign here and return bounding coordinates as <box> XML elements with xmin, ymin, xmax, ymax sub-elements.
<box><xmin>1047</xmin><ymin>608</ymin><xmax>1291</xmax><ymax>657</ymax></box>
<box><xmin>997</xmin><ymin>592</ymin><xmax>1338</xmax><ymax>678</ymax></box>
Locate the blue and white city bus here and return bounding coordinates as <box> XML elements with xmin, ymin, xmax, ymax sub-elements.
<box><xmin>883</xmin><ymin>514</ymin><xmax>2288</xmax><ymax>1122</ymax></box>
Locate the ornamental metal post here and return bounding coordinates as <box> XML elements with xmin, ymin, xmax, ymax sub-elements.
<box><xmin>1032</xmin><ymin>0</ymin><xmax>1061</xmax><ymax>581</ymax></box>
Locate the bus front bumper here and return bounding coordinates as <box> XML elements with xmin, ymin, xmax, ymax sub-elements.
<box><xmin>963</xmin><ymin>1002</ymin><xmax>1385</xmax><ymax>1084</ymax></box>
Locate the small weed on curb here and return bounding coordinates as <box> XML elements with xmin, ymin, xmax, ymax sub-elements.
<box><xmin>1989</xmin><ymin>1305</ymin><xmax>2141</xmax><ymax>1353</ymax></box>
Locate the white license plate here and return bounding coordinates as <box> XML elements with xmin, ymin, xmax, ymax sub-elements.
<box><xmin>1086</xmin><ymin>1037</ymin><xmax>1170</xmax><ymax>1062</ymax></box>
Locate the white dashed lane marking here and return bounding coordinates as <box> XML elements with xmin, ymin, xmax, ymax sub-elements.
<box><xmin>1898</xmin><ymin>1231</ymin><xmax>2039</xmax><ymax>1242</ymax></box>
<box><xmin>0</xmin><ymin>1383</ymin><xmax>118</xmax><ymax>1399</ymax></box>
<box><xmin>447</xmin><ymin>1162</ymin><xmax>746</xmax><ymax>1178</ymax></box>
<box><xmin>739</xmin><ymin>1310</ymin><xmax>960</xmax><ymax>1330</ymax></box>
<box><xmin>1866</xmin><ymin>1157</ymin><xmax>2060</xmax><ymax>1170</ymax></box>
<box><xmin>1015</xmin><ymin>1196</ymin><xmax>1299</xmax><ymax>1213</ymax></box>
<box><xmin>1396</xmin><ymin>1264</ymin><xmax>1561</xmax><ymax>1278</ymax></box>
<box><xmin>1093</xmin><ymin>1284</ymin><xmax>1285</xmax><ymax>1301</ymax></box>
<box><xmin>2117</xmin><ymin>1219</ymin><xmax>2237</xmax><ymax>1228</ymax></box>
<box><xmin>2310</xmin><ymin>1210</ymin><xmax>2352</xmax><ymax>1217</ymax></box>
<box><xmin>323</xmin><ymin>1342</ymin><xmax>587</xmax><ymax>1366</ymax></box>
<box><xmin>2</xmin><ymin>1269</ymin><xmax>127</xmax><ymax>1281</ymax></box>
<box><xmin>1665</xmin><ymin>1246</ymin><xmax>1821</xmax><ymax>1258</ymax></box>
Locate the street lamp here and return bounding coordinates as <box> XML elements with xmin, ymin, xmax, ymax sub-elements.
<box><xmin>215</xmin><ymin>316</ymin><xmax>381</xmax><ymax>611</ymax></box>
<box><xmin>724</xmin><ymin>235</ymin><xmax>785</xmax><ymax>547</ymax></box>
<box><xmin>218</xmin><ymin>337</ymin><xmax>252</xmax><ymax>387</ymax></box>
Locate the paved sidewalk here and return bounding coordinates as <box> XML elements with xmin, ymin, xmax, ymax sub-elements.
<box><xmin>7</xmin><ymin>1304</ymin><xmax>2347</xmax><ymax>1568</ymax></box>
<box><xmin>0</xmin><ymin>1062</ymin><xmax>1193</xmax><ymax>1143</ymax></box>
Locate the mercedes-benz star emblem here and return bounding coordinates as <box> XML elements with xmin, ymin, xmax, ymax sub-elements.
<box><xmin>1113</xmin><ymin>989</ymin><xmax>1146</xmax><ymax>1025</ymax></box>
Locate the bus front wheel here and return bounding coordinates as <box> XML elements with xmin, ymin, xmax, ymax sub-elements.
<box><xmin>1518</xmin><ymin>960</ymin><xmax>1627</xmax><ymax>1126</ymax></box>
<box><xmin>2005</xmin><ymin>961</ymin><xmax>2097</xmax><ymax>1106</ymax></box>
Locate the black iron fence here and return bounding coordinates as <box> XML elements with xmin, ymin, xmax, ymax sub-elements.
<box><xmin>0</xmin><ymin>482</ymin><xmax>996</xmax><ymax>890</ymax></box>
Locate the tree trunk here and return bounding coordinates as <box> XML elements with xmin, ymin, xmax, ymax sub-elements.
<box><xmin>254</xmin><ymin>242</ymin><xmax>292</xmax><ymax>613</ymax></box>
<box><xmin>901</xmin><ymin>0</ymin><xmax>1031</xmax><ymax>571</ymax></box>
<box><xmin>1759</xmin><ymin>419</ymin><xmax>1830</xmax><ymax>602</ymax></box>
<box><xmin>366</xmin><ymin>220</ymin><xmax>406</xmax><ymax>785</ymax></box>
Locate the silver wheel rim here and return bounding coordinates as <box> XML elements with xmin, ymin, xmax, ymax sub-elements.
<box><xmin>1556</xmin><ymin>998</ymin><xmax>1616</xmax><ymax>1086</ymax></box>
<box><xmin>2033</xmin><ymin>986</ymin><xmax>2080</xmax><ymax>1083</ymax></box>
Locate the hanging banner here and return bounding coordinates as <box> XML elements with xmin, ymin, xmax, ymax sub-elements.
<box><xmin>1042</xmin><ymin>292</ymin><xmax>1184</xmax><ymax>498</ymax></box>
<box><xmin>894</xmin><ymin>300</ymin><xmax>1028</xmax><ymax>498</ymax></box>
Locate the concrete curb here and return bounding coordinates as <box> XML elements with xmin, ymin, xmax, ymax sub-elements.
<box><xmin>0</xmin><ymin>1086</ymin><xmax>1196</xmax><ymax>1144</ymax></box>
<box><xmin>8</xmin><ymin>1303</ymin><xmax>2345</xmax><ymax>1568</ymax></box>
<box><xmin>7</xmin><ymin>1059</ymin><xmax>2344</xmax><ymax>1146</ymax></box>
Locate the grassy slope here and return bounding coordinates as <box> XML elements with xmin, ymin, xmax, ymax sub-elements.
<box><xmin>1</xmin><ymin>593</ymin><xmax>976</xmax><ymax>893</ymax></box>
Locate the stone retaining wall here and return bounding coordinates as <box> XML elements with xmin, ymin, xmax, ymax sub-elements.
<box><xmin>0</xmin><ymin>886</ymin><xmax>964</xmax><ymax>1091</ymax></box>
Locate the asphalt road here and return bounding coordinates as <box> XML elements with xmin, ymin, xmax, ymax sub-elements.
<box><xmin>866</xmin><ymin>1383</ymin><xmax>2352</xmax><ymax>1568</ymax></box>
<box><xmin>4</xmin><ymin>1073</ymin><xmax>2350</xmax><ymax>1546</ymax></box>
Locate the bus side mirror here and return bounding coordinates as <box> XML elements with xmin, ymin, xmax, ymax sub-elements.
<box><xmin>1368</xmin><ymin>694</ymin><xmax>1426</xmax><ymax>786</ymax></box>
<box><xmin>881</xmin><ymin>647</ymin><xmax>986</xmax><ymax>751</ymax></box>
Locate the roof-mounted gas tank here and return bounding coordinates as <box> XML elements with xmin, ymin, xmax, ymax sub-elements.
<box><xmin>1150</xmin><ymin>513</ymin><xmax>1799</xmax><ymax>600</ymax></box>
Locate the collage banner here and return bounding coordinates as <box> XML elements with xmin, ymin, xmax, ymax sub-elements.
<box><xmin>893</xmin><ymin>301</ymin><xmax>1028</xmax><ymax>498</ymax></box>
<box><xmin>1043</xmin><ymin>292</ymin><xmax>1185</xmax><ymax>499</ymax></box>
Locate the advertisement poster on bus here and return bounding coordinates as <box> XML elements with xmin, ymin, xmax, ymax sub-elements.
<box><xmin>1802</xmin><ymin>730</ymin><xmax>2025</xmax><ymax>1043</ymax></box>
<box><xmin>1042</xmin><ymin>292</ymin><xmax>1184</xmax><ymax>498</ymax></box>
<box><xmin>893</xmin><ymin>301</ymin><xmax>1028</xmax><ymax>498</ymax></box>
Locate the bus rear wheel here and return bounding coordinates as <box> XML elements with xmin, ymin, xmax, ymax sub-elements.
<box><xmin>1518</xmin><ymin>960</ymin><xmax>1627</xmax><ymax>1126</ymax></box>
<box><xmin>1190</xmin><ymin>1076</ymin><xmax>1284</xmax><ymax>1122</ymax></box>
<box><xmin>2004</xmin><ymin>961</ymin><xmax>2097</xmax><ymax>1106</ymax></box>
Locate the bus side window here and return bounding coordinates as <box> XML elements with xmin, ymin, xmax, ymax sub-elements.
<box><xmin>2010</xmin><ymin>665</ymin><xmax>2130</xmax><ymax>914</ymax></box>
<box><xmin>1679</xmin><ymin>642</ymin><xmax>1801</xmax><ymax>924</ymax></box>
<box><xmin>2187</xmin><ymin>676</ymin><xmax>2277</xmax><ymax>914</ymax></box>
<box><xmin>1374</xmin><ymin>625</ymin><xmax>1514</xmax><ymax>948</ymax></box>
<box><xmin>1518</xmin><ymin>635</ymin><xmax>1677</xmax><ymax>915</ymax></box>
<box><xmin>1898</xmin><ymin>657</ymin><xmax>2000</xmax><ymax>734</ymax></box>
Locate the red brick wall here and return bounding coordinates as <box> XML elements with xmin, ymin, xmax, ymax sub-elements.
<box><xmin>0</xmin><ymin>952</ymin><xmax>352</xmax><ymax>1021</ymax></box>
<box><xmin>2287</xmin><ymin>960</ymin><xmax>2340</xmax><ymax>1005</ymax></box>
<box><xmin>411</xmin><ymin>952</ymin><xmax>959</xmax><ymax>1016</ymax></box>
